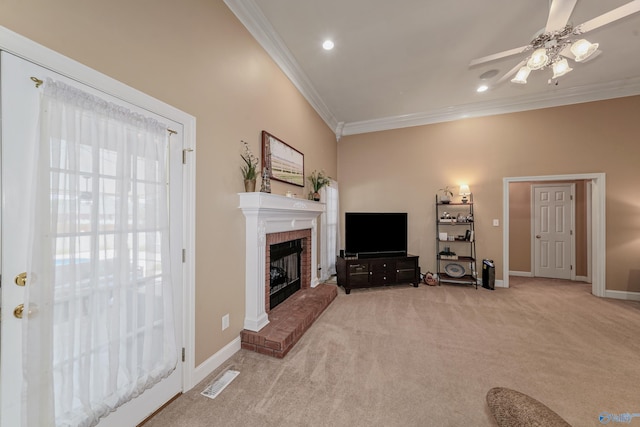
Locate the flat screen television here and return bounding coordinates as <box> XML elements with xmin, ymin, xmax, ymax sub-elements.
<box><xmin>345</xmin><ymin>212</ymin><xmax>407</xmax><ymax>257</ymax></box>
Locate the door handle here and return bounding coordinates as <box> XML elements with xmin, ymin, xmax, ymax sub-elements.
<box><xmin>536</xmin><ymin>235</ymin><xmax>541</xmax><ymax>239</ymax></box>
<box><xmin>14</xmin><ymin>304</ymin><xmax>26</xmax><ymax>319</ymax></box>
<box><xmin>15</xmin><ymin>272</ymin><xmax>27</xmax><ymax>286</ymax></box>
<box><xmin>13</xmin><ymin>303</ymin><xmax>36</xmax><ymax>319</ymax></box>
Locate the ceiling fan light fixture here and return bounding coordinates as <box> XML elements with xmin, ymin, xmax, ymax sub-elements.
<box><xmin>527</xmin><ymin>48</ymin><xmax>549</xmax><ymax>70</ymax></box>
<box><xmin>511</xmin><ymin>66</ymin><xmax>531</xmax><ymax>84</ymax></box>
<box><xmin>570</xmin><ymin>39</ymin><xmax>598</xmax><ymax>62</ymax></box>
<box><xmin>552</xmin><ymin>58</ymin><xmax>573</xmax><ymax>79</ymax></box>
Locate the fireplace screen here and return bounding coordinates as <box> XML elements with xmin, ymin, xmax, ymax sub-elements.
<box><xmin>269</xmin><ymin>239</ymin><xmax>303</xmax><ymax>309</ymax></box>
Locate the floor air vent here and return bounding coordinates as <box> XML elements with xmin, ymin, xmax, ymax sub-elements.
<box><xmin>201</xmin><ymin>369</ymin><xmax>240</xmax><ymax>400</ymax></box>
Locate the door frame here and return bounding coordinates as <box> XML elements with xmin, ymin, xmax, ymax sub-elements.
<box><xmin>503</xmin><ymin>173</ymin><xmax>606</xmax><ymax>297</ymax></box>
<box><xmin>0</xmin><ymin>26</ymin><xmax>198</xmax><ymax>391</ymax></box>
<box><xmin>530</xmin><ymin>183</ymin><xmax>576</xmax><ymax>280</ymax></box>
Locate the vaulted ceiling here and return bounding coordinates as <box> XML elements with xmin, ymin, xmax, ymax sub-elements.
<box><xmin>225</xmin><ymin>0</ymin><xmax>640</xmax><ymax>138</ymax></box>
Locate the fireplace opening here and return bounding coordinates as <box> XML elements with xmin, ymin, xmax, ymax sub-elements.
<box><xmin>269</xmin><ymin>239</ymin><xmax>303</xmax><ymax>309</ymax></box>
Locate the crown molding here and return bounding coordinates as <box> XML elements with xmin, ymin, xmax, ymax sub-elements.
<box><xmin>340</xmin><ymin>77</ymin><xmax>640</xmax><ymax>136</ymax></box>
<box><xmin>224</xmin><ymin>0</ymin><xmax>339</xmax><ymax>134</ymax></box>
<box><xmin>223</xmin><ymin>2</ymin><xmax>640</xmax><ymax>139</ymax></box>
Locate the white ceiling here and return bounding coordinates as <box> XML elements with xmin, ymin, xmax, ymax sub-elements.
<box><xmin>225</xmin><ymin>0</ymin><xmax>640</xmax><ymax>138</ymax></box>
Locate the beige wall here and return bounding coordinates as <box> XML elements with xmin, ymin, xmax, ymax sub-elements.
<box><xmin>509</xmin><ymin>181</ymin><xmax>587</xmax><ymax>277</ymax></box>
<box><xmin>338</xmin><ymin>96</ymin><xmax>640</xmax><ymax>292</ymax></box>
<box><xmin>0</xmin><ymin>0</ymin><xmax>337</xmax><ymax>365</ymax></box>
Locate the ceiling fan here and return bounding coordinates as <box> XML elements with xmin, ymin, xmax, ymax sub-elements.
<box><xmin>470</xmin><ymin>0</ymin><xmax>640</xmax><ymax>85</ymax></box>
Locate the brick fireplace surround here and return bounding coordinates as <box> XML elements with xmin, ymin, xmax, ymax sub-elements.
<box><xmin>239</xmin><ymin>193</ymin><xmax>337</xmax><ymax>358</ymax></box>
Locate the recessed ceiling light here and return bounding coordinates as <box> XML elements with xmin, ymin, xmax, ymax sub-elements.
<box><xmin>477</xmin><ymin>85</ymin><xmax>489</xmax><ymax>93</ymax></box>
<box><xmin>322</xmin><ymin>40</ymin><xmax>334</xmax><ymax>50</ymax></box>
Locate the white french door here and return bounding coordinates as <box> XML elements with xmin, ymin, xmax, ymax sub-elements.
<box><xmin>0</xmin><ymin>52</ymin><xmax>184</xmax><ymax>426</ymax></box>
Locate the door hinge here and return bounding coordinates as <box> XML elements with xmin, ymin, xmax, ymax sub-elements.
<box><xmin>182</xmin><ymin>148</ymin><xmax>194</xmax><ymax>164</ymax></box>
<box><xmin>570</xmin><ymin>195</ymin><xmax>573</xmax><ymax>200</ymax></box>
<box><xmin>182</xmin><ymin>248</ymin><xmax>186</xmax><ymax>263</ymax></box>
<box><xmin>182</xmin><ymin>347</ymin><xmax>186</xmax><ymax>362</ymax></box>
<box><xmin>570</xmin><ymin>265</ymin><xmax>573</xmax><ymax>271</ymax></box>
<box><xmin>570</xmin><ymin>230</ymin><xmax>573</xmax><ymax>235</ymax></box>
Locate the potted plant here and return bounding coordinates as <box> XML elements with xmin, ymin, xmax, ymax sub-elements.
<box><xmin>307</xmin><ymin>170</ymin><xmax>331</xmax><ymax>201</ymax></box>
<box><xmin>439</xmin><ymin>186</ymin><xmax>454</xmax><ymax>204</ymax></box>
<box><xmin>240</xmin><ymin>140</ymin><xmax>259</xmax><ymax>192</ymax></box>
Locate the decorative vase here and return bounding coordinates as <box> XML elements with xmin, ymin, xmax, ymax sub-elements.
<box><xmin>244</xmin><ymin>179</ymin><xmax>256</xmax><ymax>192</ymax></box>
<box><xmin>260</xmin><ymin>168</ymin><xmax>271</xmax><ymax>193</ymax></box>
<box><xmin>312</xmin><ymin>191</ymin><xmax>320</xmax><ymax>201</ymax></box>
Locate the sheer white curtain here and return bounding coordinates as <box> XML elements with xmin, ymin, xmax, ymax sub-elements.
<box><xmin>24</xmin><ymin>78</ymin><xmax>177</xmax><ymax>427</ymax></box>
<box><xmin>320</xmin><ymin>180</ymin><xmax>340</xmax><ymax>279</ymax></box>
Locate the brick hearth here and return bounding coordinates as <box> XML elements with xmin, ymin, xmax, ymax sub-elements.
<box><xmin>240</xmin><ymin>283</ymin><xmax>337</xmax><ymax>358</ymax></box>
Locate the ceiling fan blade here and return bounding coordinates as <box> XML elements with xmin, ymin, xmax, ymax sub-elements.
<box><xmin>576</xmin><ymin>0</ymin><xmax>640</xmax><ymax>33</ymax></box>
<box><xmin>496</xmin><ymin>59</ymin><xmax>528</xmax><ymax>85</ymax></box>
<box><xmin>469</xmin><ymin>46</ymin><xmax>529</xmax><ymax>67</ymax></box>
<box><xmin>545</xmin><ymin>0</ymin><xmax>578</xmax><ymax>32</ymax></box>
<box><xmin>559</xmin><ymin>44</ymin><xmax>575</xmax><ymax>60</ymax></box>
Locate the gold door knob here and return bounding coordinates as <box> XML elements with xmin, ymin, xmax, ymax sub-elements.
<box><xmin>14</xmin><ymin>304</ymin><xmax>25</xmax><ymax>319</ymax></box>
<box><xmin>15</xmin><ymin>272</ymin><xmax>27</xmax><ymax>286</ymax></box>
<box><xmin>13</xmin><ymin>303</ymin><xmax>36</xmax><ymax>319</ymax></box>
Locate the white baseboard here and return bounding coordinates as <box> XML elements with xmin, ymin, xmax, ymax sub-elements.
<box><xmin>575</xmin><ymin>275</ymin><xmax>590</xmax><ymax>283</ymax></box>
<box><xmin>509</xmin><ymin>271</ymin><xmax>533</xmax><ymax>277</ymax></box>
<box><xmin>191</xmin><ymin>336</ymin><xmax>241</xmax><ymax>389</ymax></box>
<box><xmin>604</xmin><ymin>290</ymin><xmax>640</xmax><ymax>302</ymax></box>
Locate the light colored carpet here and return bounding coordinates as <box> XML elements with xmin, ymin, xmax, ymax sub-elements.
<box><xmin>146</xmin><ymin>277</ymin><xmax>640</xmax><ymax>427</ymax></box>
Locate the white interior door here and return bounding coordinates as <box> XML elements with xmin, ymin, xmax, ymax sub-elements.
<box><xmin>533</xmin><ymin>184</ymin><xmax>575</xmax><ymax>280</ymax></box>
<box><xmin>1</xmin><ymin>52</ymin><xmax>183</xmax><ymax>427</ymax></box>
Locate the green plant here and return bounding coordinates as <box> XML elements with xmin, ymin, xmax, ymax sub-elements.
<box><xmin>240</xmin><ymin>140</ymin><xmax>259</xmax><ymax>180</ymax></box>
<box><xmin>308</xmin><ymin>170</ymin><xmax>331</xmax><ymax>192</ymax></box>
<box><xmin>439</xmin><ymin>186</ymin><xmax>454</xmax><ymax>197</ymax></box>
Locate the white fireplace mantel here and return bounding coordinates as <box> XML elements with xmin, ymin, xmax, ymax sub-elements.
<box><xmin>239</xmin><ymin>192</ymin><xmax>325</xmax><ymax>332</ymax></box>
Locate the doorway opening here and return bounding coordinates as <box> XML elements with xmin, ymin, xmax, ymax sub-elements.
<box><xmin>502</xmin><ymin>173</ymin><xmax>605</xmax><ymax>297</ymax></box>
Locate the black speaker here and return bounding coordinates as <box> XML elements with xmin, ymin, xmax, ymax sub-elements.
<box><xmin>339</xmin><ymin>249</ymin><xmax>345</xmax><ymax>258</ymax></box>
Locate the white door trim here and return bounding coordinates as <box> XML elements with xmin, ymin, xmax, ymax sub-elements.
<box><xmin>503</xmin><ymin>173</ymin><xmax>606</xmax><ymax>297</ymax></box>
<box><xmin>0</xmin><ymin>25</ymin><xmax>198</xmax><ymax>391</ymax></box>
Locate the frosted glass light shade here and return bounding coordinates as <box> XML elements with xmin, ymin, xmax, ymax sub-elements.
<box><xmin>527</xmin><ymin>48</ymin><xmax>549</xmax><ymax>70</ymax></box>
<box><xmin>511</xmin><ymin>66</ymin><xmax>531</xmax><ymax>84</ymax></box>
<box><xmin>570</xmin><ymin>39</ymin><xmax>598</xmax><ymax>62</ymax></box>
<box><xmin>552</xmin><ymin>58</ymin><xmax>573</xmax><ymax>79</ymax></box>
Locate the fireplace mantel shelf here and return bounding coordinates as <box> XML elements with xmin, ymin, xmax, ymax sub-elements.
<box><xmin>239</xmin><ymin>192</ymin><xmax>324</xmax><ymax>214</ymax></box>
<box><xmin>239</xmin><ymin>192</ymin><xmax>325</xmax><ymax>332</ymax></box>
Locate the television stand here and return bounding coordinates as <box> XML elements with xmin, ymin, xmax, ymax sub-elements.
<box><xmin>336</xmin><ymin>254</ymin><xmax>420</xmax><ymax>294</ymax></box>
<box><xmin>356</xmin><ymin>251</ymin><xmax>407</xmax><ymax>259</ymax></box>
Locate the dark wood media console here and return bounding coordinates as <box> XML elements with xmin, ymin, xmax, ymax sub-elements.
<box><xmin>336</xmin><ymin>254</ymin><xmax>420</xmax><ymax>294</ymax></box>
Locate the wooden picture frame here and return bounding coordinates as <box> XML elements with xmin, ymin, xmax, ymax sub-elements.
<box><xmin>261</xmin><ymin>131</ymin><xmax>304</xmax><ymax>187</ymax></box>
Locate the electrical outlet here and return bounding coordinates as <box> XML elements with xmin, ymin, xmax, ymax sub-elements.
<box><xmin>492</xmin><ymin>219</ymin><xmax>500</xmax><ymax>227</ymax></box>
<box><xmin>222</xmin><ymin>314</ymin><xmax>229</xmax><ymax>331</ymax></box>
